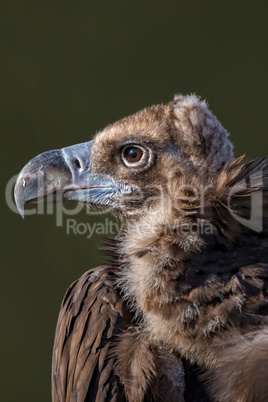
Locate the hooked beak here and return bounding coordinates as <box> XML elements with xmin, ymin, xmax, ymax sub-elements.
<box><xmin>14</xmin><ymin>140</ymin><xmax>134</xmax><ymax>217</ymax></box>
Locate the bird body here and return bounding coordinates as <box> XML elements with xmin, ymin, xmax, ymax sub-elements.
<box><xmin>118</xmin><ymin>157</ymin><xmax>268</xmax><ymax>367</ymax></box>
<box><xmin>15</xmin><ymin>94</ymin><xmax>268</xmax><ymax>402</ymax></box>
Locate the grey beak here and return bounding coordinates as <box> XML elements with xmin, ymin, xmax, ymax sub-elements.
<box><xmin>14</xmin><ymin>140</ymin><xmax>133</xmax><ymax>217</ymax></box>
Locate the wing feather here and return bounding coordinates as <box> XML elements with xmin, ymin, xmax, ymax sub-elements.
<box><xmin>52</xmin><ymin>266</ymin><xmax>130</xmax><ymax>402</ymax></box>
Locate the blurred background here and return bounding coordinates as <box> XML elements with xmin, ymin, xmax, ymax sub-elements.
<box><xmin>1</xmin><ymin>1</ymin><xmax>268</xmax><ymax>401</ymax></box>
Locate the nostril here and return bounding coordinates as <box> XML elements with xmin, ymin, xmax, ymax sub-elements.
<box><xmin>72</xmin><ymin>158</ymin><xmax>81</xmax><ymax>169</ymax></box>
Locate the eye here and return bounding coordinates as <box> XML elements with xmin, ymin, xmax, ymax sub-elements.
<box><xmin>121</xmin><ymin>144</ymin><xmax>150</xmax><ymax>168</ymax></box>
<box><xmin>123</xmin><ymin>146</ymin><xmax>143</xmax><ymax>163</ymax></box>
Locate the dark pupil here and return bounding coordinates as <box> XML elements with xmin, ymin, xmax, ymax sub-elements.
<box><xmin>125</xmin><ymin>147</ymin><xmax>142</xmax><ymax>162</ymax></box>
<box><xmin>128</xmin><ymin>148</ymin><xmax>138</xmax><ymax>159</ymax></box>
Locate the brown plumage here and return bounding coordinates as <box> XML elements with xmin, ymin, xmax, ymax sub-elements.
<box><xmin>204</xmin><ymin>329</ymin><xmax>268</xmax><ymax>402</ymax></box>
<box><xmin>14</xmin><ymin>94</ymin><xmax>268</xmax><ymax>402</ymax></box>
<box><xmin>52</xmin><ymin>266</ymin><xmax>185</xmax><ymax>402</ymax></box>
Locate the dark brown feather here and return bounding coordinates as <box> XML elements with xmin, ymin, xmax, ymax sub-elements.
<box><xmin>51</xmin><ymin>266</ymin><xmax>189</xmax><ymax>402</ymax></box>
<box><xmin>52</xmin><ymin>266</ymin><xmax>131</xmax><ymax>402</ymax></box>
<box><xmin>114</xmin><ymin>328</ymin><xmax>185</xmax><ymax>402</ymax></box>
<box><xmin>204</xmin><ymin>329</ymin><xmax>268</xmax><ymax>402</ymax></box>
<box><xmin>116</xmin><ymin>157</ymin><xmax>268</xmax><ymax>401</ymax></box>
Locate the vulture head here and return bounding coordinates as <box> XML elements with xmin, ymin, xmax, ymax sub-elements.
<box><xmin>14</xmin><ymin>94</ymin><xmax>268</xmax><ymax>402</ymax></box>
<box><xmin>14</xmin><ymin>94</ymin><xmax>233</xmax><ymax>219</ymax></box>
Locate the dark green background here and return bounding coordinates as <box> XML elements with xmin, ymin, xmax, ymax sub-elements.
<box><xmin>1</xmin><ymin>1</ymin><xmax>268</xmax><ymax>401</ymax></box>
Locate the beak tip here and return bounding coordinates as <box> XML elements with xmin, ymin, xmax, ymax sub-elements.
<box><xmin>18</xmin><ymin>205</ymin><xmax>25</xmax><ymax>219</ymax></box>
<box><xmin>14</xmin><ymin>198</ymin><xmax>25</xmax><ymax>219</ymax></box>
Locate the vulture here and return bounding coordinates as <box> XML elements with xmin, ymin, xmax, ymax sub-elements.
<box><xmin>14</xmin><ymin>94</ymin><xmax>268</xmax><ymax>402</ymax></box>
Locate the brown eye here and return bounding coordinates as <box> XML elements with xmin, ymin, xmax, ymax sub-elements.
<box><xmin>123</xmin><ymin>146</ymin><xmax>143</xmax><ymax>162</ymax></box>
<box><xmin>121</xmin><ymin>144</ymin><xmax>150</xmax><ymax>168</ymax></box>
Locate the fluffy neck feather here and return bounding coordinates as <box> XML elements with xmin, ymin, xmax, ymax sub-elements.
<box><xmin>115</xmin><ymin>157</ymin><xmax>268</xmax><ymax>366</ymax></box>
